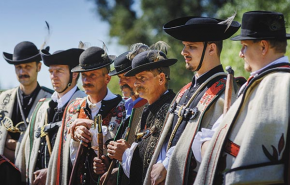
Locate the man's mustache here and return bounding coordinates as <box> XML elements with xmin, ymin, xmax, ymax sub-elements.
<box><xmin>121</xmin><ymin>84</ymin><xmax>135</xmax><ymax>96</ymax></box>
<box><xmin>136</xmin><ymin>86</ymin><xmax>145</xmax><ymax>92</ymax></box>
<box><xmin>19</xmin><ymin>75</ymin><xmax>30</xmax><ymax>79</ymax></box>
<box><xmin>83</xmin><ymin>83</ymin><xmax>94</xmax><ymax>88</ymax></box>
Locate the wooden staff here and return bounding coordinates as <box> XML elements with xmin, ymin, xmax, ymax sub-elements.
<box><xmin>223</xmin><ymin>66</ymin><xmax>234</xmax><ymax>115</ymax></box>
<box><xmin>97</xmin><ymin>114</ymin><xmax>103</xmax><ymax>157</ymax></box>
<box><xmin>102</xmin><ymin>159</ymin><xmax>116</xmax><ymax>185</ymax></box>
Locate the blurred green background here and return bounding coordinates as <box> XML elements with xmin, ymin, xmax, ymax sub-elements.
<box><xmin>99</xmin><ymin>0</ymin><xmax>290</xmax><ymax>94</ymax></box>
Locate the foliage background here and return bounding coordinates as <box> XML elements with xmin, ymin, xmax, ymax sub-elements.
<box><xmin>93</xmin><ymin>0</ymin><xmax>290</xmax><ymax>93</ymax></box>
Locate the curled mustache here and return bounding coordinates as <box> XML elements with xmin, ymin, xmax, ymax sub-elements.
<box><xmin>135</xmin><ymin>86</ymin><xmax>145</xmax><ymax>92</ymax></box>
<box><xmin>19</xmin><ymin>75</ymin><xmax>30</xmax><ymax>79</ymax></box>
<box><xmin>121</xmin><ymin>84</ymin><xmax>135</xmax><ymax>96</ymax></box>
<box><xmin>83</xmin><ymin>83</ymin><xmax>94</xmax><ymax>88</ymax></box>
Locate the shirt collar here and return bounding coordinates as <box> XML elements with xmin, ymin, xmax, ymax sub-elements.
<box><xmin>51</xmin><ymin>85</ymin><xmax>77</xmax><ymax>109</ymax></box>
<box><xmin>250</xmin><ymin>56</ymin><xmax>289</xmax><ymax>77</ymax></box>
<box><xmin>86</xmin><ymin>88</ymin><xmax>117</xmax><ymax>118</ymax></box>
<box><xmin>86</xmin><ymin>88</ymin><xmax>117</xmax><ymax>109</ymax></box>
<box><xmin>193</xmin><ymin>65</ymin><xmax>224</xmax><ymax>87</ymax></box>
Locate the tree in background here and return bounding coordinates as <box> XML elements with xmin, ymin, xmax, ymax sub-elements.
<box><xmin>92</xmin><ymin>0</ymin><xmax>290</xmax><ymax>92</ymax></box>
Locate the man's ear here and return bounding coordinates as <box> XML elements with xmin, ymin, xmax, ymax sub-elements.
<box><xmin>208</xmin><ymin>43</ymin><xmax>216</xmax><ymax>55</ymax></box>
<box><xmin>105</xmin><ymin>74</ymin><xmax>111</xmax><ymax>84</ymax></box>
<box><xmin>159</xmin><ymin>73</ymin><xmax>166</xmax><ymax>85</ymax></box>
<box><xmin>260</xmin><ymin>40</ymin><xmax>269</xmax><ymax>55</ymax></box>
<box><xmin>37</xmin><ymin>62</ymin><xmax>42</xmax><ymax>72</ymax></box>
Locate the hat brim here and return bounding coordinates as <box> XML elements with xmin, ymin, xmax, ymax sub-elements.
<box><xmin>231</xmin><ymin>33</ymin><xmax>290</xmax><ymax>41</ymax></box>
<box><xmin>71</xmin><ymin>61</ymin><xmax>113</xmax><ymax>73</ymax></box>
<box><xmin>163</xmin><ymin>16</ymin><xmax>240</xmax><ymax>42</ymax></box>
<box><xmin>3</xmin><ymin>52</ymin><xmax>41</xmax><ymax>65</ymax></box>
<box><xmin>41</xmin><ymin>48</ymin><xmax>84</xmax><ymax>67</ymax></box>
<box><xmin>108</xmin><ymin>66</ymin><xmax>132</xmax><ymax>76</ymax></box>
<box><xmin>124</xmin><ymin>59</ymin><xmax>177</xmax><ymax>77</ymax></box>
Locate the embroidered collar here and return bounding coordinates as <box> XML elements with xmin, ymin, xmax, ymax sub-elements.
<box><xmin>192</xmin><ymin>65</ymin><xmax>224</xmax><ymax>87</ymax></box>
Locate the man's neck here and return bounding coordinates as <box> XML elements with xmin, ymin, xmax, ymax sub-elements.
<box><xmin>195</xmin><ymin>58</ymin><xmax>220</xmax><ymax>78</ymax></box>
<box><xmin>147</xmin><ymin>87</ymin><xmax>167</xmax><ymax>105</ymax></box>
<box><xmin>57</xmin><ymin>83</ymin><xmax>76</xmax><ymax>98</ymax></box>
<box><xmin>19</xmin><ymin>81</ymin><xmax>38</xmax><ymax>95</ymax></box>
<box><xmin>88</xmin><ymin>88</ymin><xmax>108</xmax><ymax>104</ymax></box>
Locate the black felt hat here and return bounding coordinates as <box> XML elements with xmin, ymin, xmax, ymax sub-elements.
<box><xmin>124</xmin><ymin>50</ymin><xmax>177</xmax><ymax>77</ymax></box>
<box><xmin>109</xmin><ymin>51</ymin><xmax>132</xmax><ymax>76</ymax></box>
<box><xmin>3</xmin><ymin>41</ymin><xmax>48</xmax><ymax>64</ymax></box>
<box><xmin>40</xmin><ymin>48</ymin><xmax>84</xmax><ymax>68</ymax></box>
<box><xmin>163</xmin><ymin>16</ymin><xmax>240</xmax><ymax>42</ymax></box>
<box><xmin>231</xmin><ymin>11</ymin><xmax>290</xmax><ymax>41</ymax></box>
<box><xmin>71</xmin><ymin>46</ymin><xmax>114</xmax><ymax>72</ymax></box>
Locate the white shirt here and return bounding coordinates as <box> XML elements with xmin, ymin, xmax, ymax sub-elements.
<box><xmin>51</xmin><ymin>85</ymin><xmax>77</xmax><ymax>109</ymax></box>
<box><xmin>70</xmin><ymin>88</ymin><xmax>117</xmax><ymax>164</ymax></box>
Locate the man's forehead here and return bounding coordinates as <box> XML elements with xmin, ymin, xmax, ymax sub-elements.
<box><xmin>81</xmin><ymin>68</ymin><xmax>103</xmax><ymax>75</ymax></box>
<box><xmin>182</xmin><ymin>41</ymin><xmax>203</xmax><ymax>45</ymax></box>
<box><xmin>49</xmin><ymin>64</ymin><xmax>69</xmax><ymax>70</ymax></box>
<box><xmin>240</xmin><ymin>40</ymin><xmax>255</xmax><ymax>44</ymax></box>
<box><xmin>117</xmin><ymin>72</ymin><xmax>126</xmax><ymax>78</ymax></box>
<box><xmin>15</xmin><ymin>61</ymin><xmax>37</xmax><ymax>67</ymax></box>
<box><xmin>135</xmin><ymin>70</ymin><xmax>153</xmax><ymax>77</ymax></box>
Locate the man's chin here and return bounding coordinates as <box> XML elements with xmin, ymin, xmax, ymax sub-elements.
<box><xmin>18</xmin><ymin>79</ymin><xmax>31</xmax><ymax>86</ymax></box>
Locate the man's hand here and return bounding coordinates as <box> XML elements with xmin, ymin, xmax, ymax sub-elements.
<box><xmin>151</xmin><ymin>163</ymin><xmax>167</xmax><ymax>185</ymax></box>
<box><xmin>5</xmin><ymin>134</ymin><xmax>16</xmax><ymax>151</ymax></box>
<box><xmin>107</xmin><ymin>139</ymin><xmax>130</xmax><ymax>161</ymax></box>
<box><xmin>99</xmin><ymin>167</ymin><xmax>118</xmax><ymax>185</ymax></box>
<box><xmin>93</xmin><ymin>155</ymin><xmax>109</xmax><ymax>175</ymax></box>
<box><xmin>68</xmin><ymin>119</ymin><xmax>93</xmax><ymax>137</ymax></box>
<box><xmin>72</xmin><ymin>125</ymin><xmax>92</xmax><ymax>147</ymax></box>
<box><xmin>33</xmin><ymin>168</ymin><xmax>47</xmax><ymax>185</ymax></box>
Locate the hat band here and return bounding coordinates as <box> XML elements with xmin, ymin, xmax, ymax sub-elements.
<box><xmin>80</xmin><ymin>59</ymin><xmax>111</xmax><ymax>69</ymax></box>
<box><xmin>241</xmin><ymin>28</ymin><xmax>287</xmax><ymax>38</ymax></box>
<box><xmin>114</xmin><ymin>62</ymin><xmax>131</xmax><ymax>72</ymax></box>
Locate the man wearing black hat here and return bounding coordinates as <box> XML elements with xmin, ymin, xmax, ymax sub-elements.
<box><xmin>145</xmin><ymin>16</ymin><xmax>242</xmax><ymax>185</ymax></box>
<box><xmin>106</xmin><ymin>48</ymin><xmax>176</xmax><ymax>184</ymax></box>
<box><xmin>195</xmin><ymin>11</ymin><xmax>290</xmax><ymax>185</ymax></box>
<box><xmin>15</xmin><ymin>48</ymin><xmax>86</xmax><ymax>184</ymax></box>
<box><xmin>46</xmin><ymin>46</ymin><xmax>126</xmax><ymax>185</ymax></box>
<box><xmin>92</xmin><ymin>43</ymin><xmax>149</xmax><ymax>184</ymax></box>
<box><xmin>0</xmin><ymin>41</ymin><xmax>52</xmax><ymax>163</ymax></box>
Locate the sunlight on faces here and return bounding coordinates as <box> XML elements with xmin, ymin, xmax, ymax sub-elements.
<box><xmin>49</xmin><ymin>65</ymin><xmax>70</xmax><ymax>93</ymax></box>
<box><xmin>134</xmin><ymin>71</ymin><xmax>160</xmax><ymax>100</ymax></box>
<box><xmin>81</xmin><ymin>68</ymin><xmax>110</xmax><ymax>95</ymax></box>
<box><xmin>181</xmin><ymin>41</ymin><xmax>205</xmax><ymax>71</ymax></box>
<box><xmin>239</xmin><ymin>40</ymin><xmax>262</xmax><ymax>72</ymax></box>
<box><xmin>14</xmin><ymin>61</ymin><xmax>41</xmax><ymax>86</ymax></box>
<box><xmin>117</xmin><ymin>73</ymin><xmax>136</xmax><ymax>96</ymax></box>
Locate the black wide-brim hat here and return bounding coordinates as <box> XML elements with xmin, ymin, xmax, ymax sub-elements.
<box><xmin>125</xmin><ymin>50</ymin><xmax>177</xmax><ymax>77</ymax></box>
<box><xmin>231</xmin><ymin>11</ymin><xmax>290</xmax><ymax>41</ymax></box>
<box><xmin>3</xmin><ymin>41</ymin><xmax>49</xmax><ymax>65</ymax></box>
<box><xmin>109</xmin><ymin>51</ymin><xmax>132</xmax><ymax>76</ymax></box>
<box><xmin>163</xmin><ymin>16</ymin><xmax>240</xmax><ymax>42</ymax></box>
<box><xmin>41</xmin><ymin>48</ymin><xmax>84</xmax><ymax>69</ymax></box>
<box><xmin>71</xmin><ymin>46</ymin><xmax>114</xmax><ymax>72</ymax></box>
